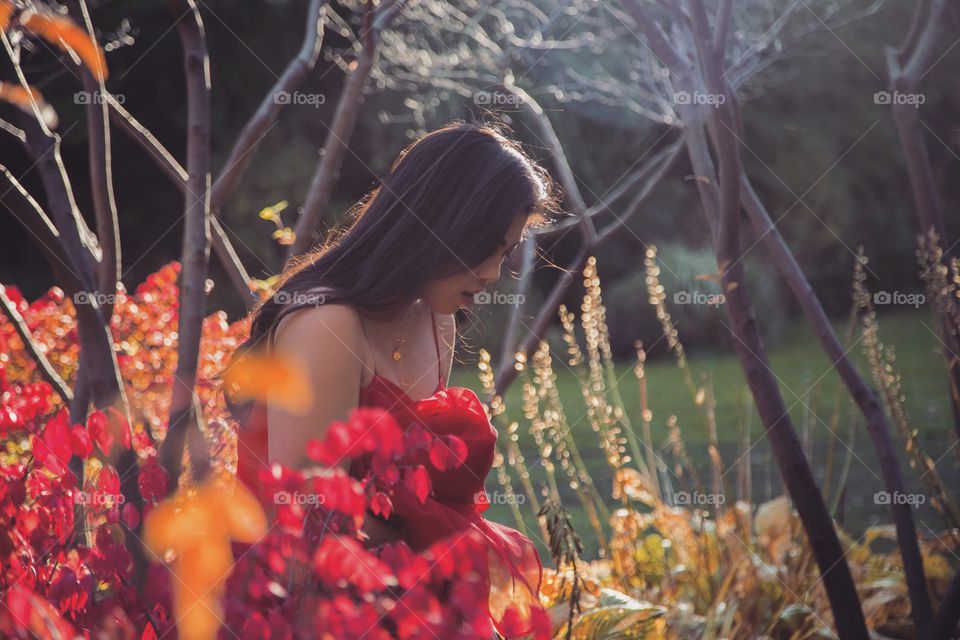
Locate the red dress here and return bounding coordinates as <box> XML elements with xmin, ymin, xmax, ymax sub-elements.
<box><xmin>235</xmin><ymin>312</ymin><xmax>543</xmax><ymax>637</ymax></box>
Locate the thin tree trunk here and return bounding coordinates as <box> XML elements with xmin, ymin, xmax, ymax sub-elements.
<box><xmin>160</xmin><ymin>0</ymin><xmax>213</xmax><ymax>486</ymax></box>
<box><xmin>66</xmin><ymin>0</ymin><xmax>121</xmax><ymax>309</ymax></box>
<box><xmin>928</xmin><ymin>564</ymin><xmax>960</xmax><ymax>639</ymax></box>
<box><xmin>740</xmin><ymin>175</ymin><xmax>932</xmax><ymax>632</ymax></box>
<box><xmin>884</xmin><ymin>0</ymin><xmax>960</xmax><ymax>454</ymax></box>
<box><xmin>684</xmin><ymin>2</ymin><xmax>869</xmax><ymax>635</ymax></box>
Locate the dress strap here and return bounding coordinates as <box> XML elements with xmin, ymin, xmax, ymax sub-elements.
<box><xmin>430</xmin><ymin>310</ymin><xmax>443</xmax><ymax>386</ymax></box>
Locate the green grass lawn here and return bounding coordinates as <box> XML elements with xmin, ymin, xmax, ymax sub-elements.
<box><xmin>450</xmin><ymin>307</ymin><xmax>957</xmax><ymax>559</ymax></box>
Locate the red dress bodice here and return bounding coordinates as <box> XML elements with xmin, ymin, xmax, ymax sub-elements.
<box><xmin>234</xmin><ymin>312</ymin><xmax>544</xmax><ymax>637</ymax></box>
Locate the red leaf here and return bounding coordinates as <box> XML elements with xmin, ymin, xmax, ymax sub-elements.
<box><xmin>88</xmin><ymin>409</ymin><xmax>131</xmax><ymax>455</ymax></box>
<box><xmin>122</xmin><ymin>502</ymin><xmax>140</xmax><ymax>529</ymax></box>
<box><xmin>33</xmin><ymin>410</ymin><xmax>72</xmax><ymax>475</ymax></box>
<box><xmin>106</xmin><ymin>407</ymin><xmax>132</xmax><ymax>450</ymax></box>
<box><xmin>69</xmin><ymin>425</ymin><xmax>93</xmax><ymax>460</ymax></box>
<box><xmin>138</xmin><ymin>463</ymin><xmax>169</xmax><ymax>503</ymax></box>
<box><xmin>404</xmin><ymin>465</ymin><xmax>431</xmax><ymax>504</ymax></box>
<box><xmin>87</xmin><ymin>410</ymin><xmax>113</xmax><ymax>453</ymax></box>
<box><xmin>369</xmin><ymin>492</ymin><xmax>393</xmax><ymax>520</ymax></box>
<box><xmin>305</xmin><ymin>421</ymin><xmax>352</xmax><ymax>466</ymax></box>
<box><xmin>428</xmin><ymin>434</ymin><xmax>468</xmax><ymax>471</ymax></box>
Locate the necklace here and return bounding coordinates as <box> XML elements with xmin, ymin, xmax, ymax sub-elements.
<box><xmin>391</xmin><ymin>299</ymin><xmax>422</xmax><ymax>361</ymax></box>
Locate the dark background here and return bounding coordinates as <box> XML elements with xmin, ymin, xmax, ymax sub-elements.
<box><xmin>1</xmin><ymin>0</ymin><xmax>957</xmax><ymax>358</ymax></box>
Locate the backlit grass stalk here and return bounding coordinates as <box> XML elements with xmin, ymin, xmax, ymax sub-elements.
<box><xmin>491</xmin><ymin>444</ymin><xmax>530</xmax><ymax>538</ymax></box>
<box><xmin>704</xmin><ymin>377</ymin><xmax>727</xmax><ymax>516</ymax></box>
<box><xmin>531</xmin><ymin>339</ymin><xmax>612</xmax><ymax>551</ymax></box>
<box><xmin>554</xmin><ymin>308</ymin><xmax>617</xmax><ymax>521</ymax></box>
<box><xmin>918</xmin><ymin>229</ymin><xmax>960</xmax><ymax>463</ymax></box>
<box><xmin>829</xmin><ymin>403</ymin><xmax>860</xmax><ymax>518</ymax></box>
<box><xmin>584</xmin><ymin>258</ymin><xmax>636</xmax><ymax>449</ymax></box>
<box><xmin>855</xmin><ymin>252</ymin><xmax>960</xmax><ymax>539</ymax></box>
<box><xmin>578</xmin><ymin>273</ymin><xmax>629</xmax><ymax>471</ymax></box>
<box><xmin>667</xmin><ymin>415</ymin><xmax>705</xmax><ymax>498</ymax></box>
<box><xmin>477</xmin><ymin>349</ymin><xmax>531</xmax><ymax>536</ymax></box>
<box><xmin>632</xmin><ymin>342</ymin><xmax>661</xmax><ymax>497</ymax></box>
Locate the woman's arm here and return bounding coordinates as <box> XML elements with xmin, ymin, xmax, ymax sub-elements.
<box><xmin>267</xmin><ymin>304</ymin><xmax>369</xmax><ymax>470</ymax></box>
<box><xmin>267</xmin><ymin>304</ymin><xmax>404</xmax><ymax>546</ymax></box>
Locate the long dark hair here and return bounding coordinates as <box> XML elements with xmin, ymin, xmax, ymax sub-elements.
<box><xmin>226</xmin><ymin>121</ymin><xmax>557</xmax><ymax>416</ymax></box>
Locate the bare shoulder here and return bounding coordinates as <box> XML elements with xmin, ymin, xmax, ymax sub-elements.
<box><xmin>273</xmin><ymin>304</ymin><xmax>371</xmax><ymax>364</ymax></box>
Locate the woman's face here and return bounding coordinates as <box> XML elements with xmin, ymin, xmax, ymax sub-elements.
<box><xmin>422</xmin><ymin>213</ymin><xmax>529</xmax><ymax>314</ymax></box>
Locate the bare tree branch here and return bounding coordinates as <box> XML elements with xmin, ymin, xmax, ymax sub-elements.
<box><xmin>884</xmin><ymin>0</ymin><xmax>960</xmax><ymax>478</ymax></box>
<box><xmin>209</xmin><ymin>0</ymin><xmax>328</xmax><ymax>209</ymax></box>
<box><xmin>494</xmin><ymin>137</ymin><xmax>684</xmax><ymax>393</ymax></box>
<box><xmin>288</xmin><ymin>0</ymin><xmax>404</xmax><ymax>258</ymax></box>
<box><xmin>105</xmin><ymin>93</ymin><xmax>256</xmax><ymax>305</ymax></box>
<box><xmin>929</xmin><ymin>563</ymin><xmax>960</xmax><ymax>639</ymax></box>
<box><xmin>506</xmin><ymin>82</ymin><xmax>597</xmax><ymax>244</ymax></box>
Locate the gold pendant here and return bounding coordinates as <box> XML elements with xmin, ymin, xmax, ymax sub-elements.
<box><xmin>392</xmin><ymin>347</ymin><xmax>401</xmax><ymax>361</ymax></box>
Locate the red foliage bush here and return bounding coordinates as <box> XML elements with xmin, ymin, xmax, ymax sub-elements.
<box><xmin>0</xmin><ymin>265</ymin><xmax>549</xmax><ymax>639</ymax></box>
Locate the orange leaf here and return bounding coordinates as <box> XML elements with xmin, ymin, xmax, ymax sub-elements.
<box><xmin>223</xmin><ymin>350</ymin><xmax>313</xmax><ymax>414</ymax></box>
<box><xmin>197</xmin><ymin>475</ymin><xmax>267</xmax><ymax>544</ymax></box>
<box><xmin>170</xmin><ymin>587</ymin><xmax>223</xmax><ymax>640</ymax></box>
<box><xmin>0</xmin><ymin>82</ymin><xmax>58</xmax><ymax>129</ymax></box>
<box><xmin>144</xmin><ymin>475</ymin><xmax>267</xmax><ymax>640</ymax></box>
<box><xmin>21</xmin><ymin>10</ymin><xmax>109</xmax><ymax>82</ymax></box>
<box><xmin>0</xmin><ymin>2</ymin><xmax>15</xmax><ymax>32</ymax></box>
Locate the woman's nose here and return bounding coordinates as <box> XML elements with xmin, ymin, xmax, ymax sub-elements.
<box><xmin>473</xmin><ymin>255</ymin><xmax>502</xmax><ymax>283</ymax></box>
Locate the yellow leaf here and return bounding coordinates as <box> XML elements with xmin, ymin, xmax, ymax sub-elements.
<box><xmin>21</xmin><ymin>10</ymin><xmax>109</xmax><ymax>82</ymax></box>
<box><xmin>258</xmin><ymin>199</ymin><xmax>288</xmax><ymax>223</ymax></box>
<box><xmin>271</xmin><ymin>227</ymin><xmax>296</xmax><ymax>245</ymax></box>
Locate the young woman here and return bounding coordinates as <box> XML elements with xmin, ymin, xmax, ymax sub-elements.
<box><xmin>230</xmin><ymin>122</ymin><xmax>556</xmax><ymax>637</ymax></box>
